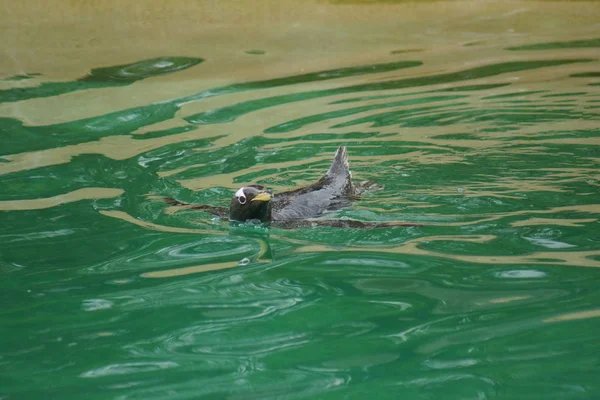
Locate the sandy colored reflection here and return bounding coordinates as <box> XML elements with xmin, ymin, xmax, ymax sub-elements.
<box><xmin>544</xmin><ymin>309</ymin><xmax>600</xmax><ymax>323</ymax></box>
<box><xmin>511</xmin><ymin>218</ymin><xmax>597</xmax><ymax>227</ymax></box>
<box><xmin>479</xmin><ymin>296</ymin><xmax>532</xmax><ymax>305</ymax></box>
<box><xmin>1</xmin><ymin>68</ymin><xmax>598</xmax><ymax>178</ymax></box>
<box><xmin>0</xmin><ymin>131</ymin><xmax>220</xmax><ymax>177</ymax></box>
<box><xmin>497</xmin><ymin>204</ymin><xmax>597</xmax><ymax>222</ymax></box>
<box><xmin>294</xmin><ymin>234</ymin><xmax>600</xmax><ymax>268</ymax></box>
<box><xmin>0</xmin><ymin>0</ymin><xmax>598</xmax><ymax>139</ymax></box>
<box><xmin>99</xmin><ymin>210</ymin><xmax>225</xmax><ymax>236</ymax></box>
<box><xmin>157</xmin><ymin>164</ymin><xmax>207</xmax><ymax>179</ymax></box>
<box><xmin>177</xmin><ymin>153</ymin><xmax>336</xmax><ymax>191</ymax></box>
<box><xmin>176</xmin><ymin>151</ymin><xmax>468</xmax><ymax>192</ymax></box>
<box><xmin>0</xmin><ymin>188</ymin><xmax>123</xmax><ymax>211</ymax></box>
<box><xmin>338</xmin><ymin>203</ymin><xmax>600</xmax><ymax>229</ymax></box>
<box><xmin>141</xmin><ymin>261</ymin><xmax>240</xmax><ymax>278</ymax></box>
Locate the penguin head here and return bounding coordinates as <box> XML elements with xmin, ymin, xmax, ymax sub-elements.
<box><xmin>229</xmin><ymin>185</ymin><xmax>273</xmax><ymax>223</ymax></box>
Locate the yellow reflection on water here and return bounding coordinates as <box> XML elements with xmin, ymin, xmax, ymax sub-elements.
<box><xmin>141</xmin><ymin>261</ymin><xmax>240</xmax><ymax>278</ymax></box>
<box><xmin>99</xmin><ymin>210</ymin><xmax>224</xmax><ymax>236</ymax></box>
<box><xmin>511</xmin><ymin>218</ymin><xmax>597</xmax><ymax>227</ymax></box>
<box><xmin>478</xmin><ymin>296</ymin><xmax>532</xmax><ymax>305</ymax></box>
<box><xmin>294</xmin><ymin>234</ymin><xmax>600</xmax><ymax>268</ymax></box>
<box><xmin>0</xmin><ymin>188</ymin><xmax>123</xmax><ymax>211</ymax></box>
<box><xmin>544</xmin><ymin>309</ymin><xmax>600</xmax><ymax>323</ymax></box>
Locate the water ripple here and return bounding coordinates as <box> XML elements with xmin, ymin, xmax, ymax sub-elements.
<box><xmin>2</xmin><ymin>6</ymin><xmax>600</xmax><ymax>398</ymax></box>
<box><xmin>80</xmin><ymin>361</ymin><xmax>179</xmax><ymax>378</ymax></box>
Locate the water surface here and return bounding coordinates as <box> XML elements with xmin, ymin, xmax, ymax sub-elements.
<box><xmin>1</xmin><ymin>1</ymin><xmax>600</xmax><ymax>399</ymax></box>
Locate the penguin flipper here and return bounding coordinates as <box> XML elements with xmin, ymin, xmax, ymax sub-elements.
<box><xmin>326</xmin><ymin>146</ymin><xmax>351</xmax><ymax>179</ymax></box>
<box><xmin>163</xmin><ymin>197</ymin><xmax>229</xmax><ymax>216</ymax></box>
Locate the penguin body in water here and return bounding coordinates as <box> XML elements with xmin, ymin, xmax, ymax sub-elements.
<box><xmin>165</xmin><ymin>147</ymin><xmax>420</xmax><ymax>228</ymax></box>
<box><xmin>229</xmin><ymin>146</ymin><xmax>354</xmax><ymax>223</ymax></box>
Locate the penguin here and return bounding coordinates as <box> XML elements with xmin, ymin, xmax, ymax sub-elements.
<box><xmin>229</xmin><ymin>146</ymin><xmax>354</xmax><ymax>223</ymax></box>
<box><xmin>164</xmin><ymin>146</ymin><xmax>421</xmax><ymax>228</ymax></box>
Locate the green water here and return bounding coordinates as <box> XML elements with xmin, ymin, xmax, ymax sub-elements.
<box><xmin>2</xmin><ymin>12</ymin><xmax>600</xmax><ymax>400</ymax></box>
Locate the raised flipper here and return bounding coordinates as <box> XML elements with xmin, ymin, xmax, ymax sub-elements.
<box><xmin>272</xmin><ymin>146</ymin><xmax>357</xmax><ymax>220</ymax></box>
<box><xmin>325</xmin><ymin>146</ymin><xmax>351</xmax><ymax>182</ymax></box>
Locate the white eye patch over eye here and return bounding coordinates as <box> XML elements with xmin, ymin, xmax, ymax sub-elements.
<box><xmin>235</xmin><ymin>188</ymin><xmax>247</xmax><ymax>204</ymax></box>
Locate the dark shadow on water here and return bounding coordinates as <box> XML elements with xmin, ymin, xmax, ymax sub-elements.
<box><xmin>1</xmin><ymin>57</ymin><xmax>594</xmax><ymax>165</ymax></box>
<box><xmin>0</xmin><ymin>102</ymin><xmax>182</xmax><ymax>156</ymax></box>
<box><xmin>1</xmin><ymin>73</ymin><xmax>42</xmax><ymax>81</ymax></box>
<box><xmin>0</xmin><ymin>60</ymin><xmax>422</xmax><ymax>156</ymax></box>
<box><xmin>185</xmin><ymin>58</ymin><xmax>592</xmax><ymax>127</ymax></box>
<box><xmin>265</xmin><ymin>96</ymin><xmax>468</xmax><ymax>133</ymax></box>
<box><xmin>506</xmin><ymin>37</ymin><xmax>600</xmax><ymax>51</ymax></box>
<box><xmin>0</xmin><ymin>57</ymin><xmax>204</xmax><ymax>103</ymax></box>
<box><xmin>222</xmin><ymin>60</ymin><xmax>423</xmax><ymax>92</ymax></box>
<box><xmin>570</xmin><ymin>72</ymin><xmax>600</xmax><ymax>78</ymax></box>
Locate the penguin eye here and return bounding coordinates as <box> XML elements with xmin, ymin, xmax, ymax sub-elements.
<box><xmin>238</xmin><ymin>195</ymin><xmax>247</xmax><ymax>205</ymax></box>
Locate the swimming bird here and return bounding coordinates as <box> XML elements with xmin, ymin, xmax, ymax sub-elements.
<box><xmin>165</xmin><ymin>146</ymin><xmax>420</xmax><ymax>229</ymax></box>
<box><xmin>229</xmin><ymin>146</ymin><xmax>355</xmax><ymax>223</ymax></box>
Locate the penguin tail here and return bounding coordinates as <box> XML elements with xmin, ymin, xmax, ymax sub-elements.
<box><xmin>326</xmin><ymin>146</ymin><xmax>351</xmax><ymax>178</ymax></box>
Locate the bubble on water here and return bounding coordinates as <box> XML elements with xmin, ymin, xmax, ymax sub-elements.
<box><xmin>107</xmin><ymin>278</ymin><xmax>133</xmax><ymax>285</ymax></box>
<box><xmin>154</xmin><ymin>60</ymin><xmax>174</xmax><ymax>68</ymax></box>
<box><xmin>82</xmin><ymin>299</ymin><xmax>114</xmax><ymax>312</ymax></box>
<box><xmin>424</xmin><ymin>358</ymin><xmax>479</xmax><ymax>370</ymax></box>
<box><xmin>239</xmin><ymin>258</ymin><xmax>251</xmax><ymax>266</ymax></box>
<box><xmin>80</xmin><ymin>361</ymin><xmax>178</xmax><ymax>378</ymax></box>
<box><xmin>524</xmin><ymin>237</ymin><xmax>575</xmax><ymax>249</ymax></box>
<box><xmin>495</xmin><ymin>270</ymin><xmax>547</xmax><ymax>279</ymax></box>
